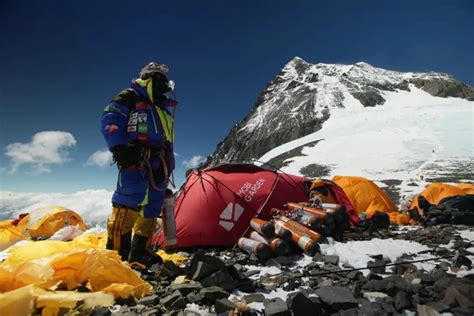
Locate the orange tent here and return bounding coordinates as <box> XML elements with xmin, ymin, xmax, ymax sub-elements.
<box><xmin>409</xmin><ymin>182</ymin><xmax>474</xmax><ymax>214</ymax></box>
<box><xmin>332</xmin><ymin>176</ymin><xmax>413</xmax><ymax>224</ymax></box>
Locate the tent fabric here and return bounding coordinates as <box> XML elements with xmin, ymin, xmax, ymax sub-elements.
<box><xmin>0</xmin><ymin>245</ymin><xmax>152</xmax><ymax>299</ymax></box>
<box><xmin>308</xmin><ymin>179</ymin><xmax>360</xmax><ymax>227</ymax></box>
<box><xmin>0</xmin><ymin>220</ymin><xmax>28</xmax><ymax>251</ymax></box>
<box><xmin>16</xmin><ymin>206</ymin><xmax>87</xmax><ymax>239</ymax></box>
<box><xmin>409</xmin><ymin>182</ymin><xmax>474</xmax><ymax>214</ymax></box>
<box><xmin>332</xmin><ymin>176</ymin><xmax>398</xmax><ymax>218</ymax></box>
<box><xmin>156</xmin><ymin>164</ymin><xmax>310</xmax><ymax>248</ymax></box>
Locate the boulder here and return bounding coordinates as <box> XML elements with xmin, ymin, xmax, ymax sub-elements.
<box><xmin>315</xmin><ymin>286</ymin><xmax>358</xmax><ymax>310</ymax></box>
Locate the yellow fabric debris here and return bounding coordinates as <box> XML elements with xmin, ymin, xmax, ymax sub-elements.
<box><xmin>0</xmin><ymin>284</ymin><xmax>37</xmax><ymax>316</ymax></box>
<box><xmin>0</xmin><ymin>247</ymin><xmax>152</xmax><ymax>299</ymax></box>
<box><xmin>35</xmin><ymin>290</ymin><xmax>114</xmax><ymax>316</ymax></box>
<box><xmin>157</xmin><ymin>250</ymin><xmax>188</xmax><ymax>265</ymax></box>
<box><xmin>0</xmin><ymin>220</ymin><xmax>29</xmax><ymax>251</ymax></box>
<box><xmin>16</xmin><ymin>206</ymin><xmax>87</xmax><ymax>239</ymax></box>
<box><xmin>0</xmin><ymin>284</ymin><xmax>114</xmax><ymax>316</ymax></box>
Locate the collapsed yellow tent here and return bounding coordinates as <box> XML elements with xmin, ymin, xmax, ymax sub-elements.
<box><xmin>409</xmin><ymin>182</ymin><xmax>474</xmax><ymax>214</ymax></box>
<box><xmin>331</xmin><ymin>176</ymin><xmax>413</xmax><ymax>224</ymax></box>
<box><xmin>332</xmin><ymin>176</ymin><xmax>397</xmax><ymax>215</ymax></box>
<box><xmin>16</xmin><ymin>206</ymin><xmax>87</xmax><ymax>239</ymax></box>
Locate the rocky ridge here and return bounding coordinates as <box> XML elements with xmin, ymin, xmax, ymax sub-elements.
<box><xmin>206</xmin><ymin>57</ymin><xmax>473</xmax><ymax>167</ymax></box>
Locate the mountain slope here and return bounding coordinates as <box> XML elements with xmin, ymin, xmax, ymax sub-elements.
<box><xmin>207</xmin><ymin>57</ymin><xmax>474</xmax><ymax>204</ymax></box>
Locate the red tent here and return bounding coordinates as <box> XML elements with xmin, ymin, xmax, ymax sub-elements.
<box><xmin>156</xmin><ymin>164</ymin><xmax>309</xmax><ymax>247</ymax></box>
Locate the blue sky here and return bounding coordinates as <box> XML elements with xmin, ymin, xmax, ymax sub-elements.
<box><xmin>0</xmin><ymin>0</ymin><xmax>473</xmax><ymax>193</ymax></box>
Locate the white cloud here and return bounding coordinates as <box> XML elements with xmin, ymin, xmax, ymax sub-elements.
<box><xmin>86</xmin><ymin>149</ymin><xmax>113</xmax><ymax>168</ymax></box>
<box><xmin>0</xmin><ymin>189</ymin><xmax>113</xmax><ymax>225</ymax></box>
<box><xmin>5</xmin><ymin>131</ymin><xmax>77</xmax><ymax>174</ymax></box>
<box><xmin>182</xmin><ymin>155</ymin><xmax>206</xmax><ymax>168</ymax></box>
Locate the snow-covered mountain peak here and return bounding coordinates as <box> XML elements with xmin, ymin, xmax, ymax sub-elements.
<box><xmin>206</xmin><ymin>57</ymin><xmax>473</xmax><ymax>204</ymax></box>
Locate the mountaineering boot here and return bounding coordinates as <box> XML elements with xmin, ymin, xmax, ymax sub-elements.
<box><xmin>129</xmin><ymin>216</ymin><xmax>163</xmax><ymax>266</ymax></box>
<box><xmin>106</xmin><ymin>205</ymin><xmax>139</xmax><ymax>261</ymax></box>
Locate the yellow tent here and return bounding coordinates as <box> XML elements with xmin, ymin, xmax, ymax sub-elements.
<box><xmin>410</xmin><ymin>182</ymin><xmax>474</xmax><ymax>214</ymax></box>
<box><xmin>332</xmin><ymin>176</ymin><xmax>398</xmax><ymax>216</ymax></box>
<box><xmin>16</xmin><ymin>206</ymin><xmax>87</xmax><ymax>239</ymax></box>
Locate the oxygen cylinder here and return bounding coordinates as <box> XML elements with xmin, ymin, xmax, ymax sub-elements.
<box><xmin>248</xmin><ymin>231</ymin><xmax>290</xmax><ymax>256</ymax></box>
<box><xmin>162</xmin><ymin>195</ymin><xmax>177</xmax><ymax>250</ymax></box>
<box><xmin>276</xmin><ymin>215</ymin><xmax>322</xmax><ymax>242</ymax></box>
<box><xmin>273</xmin><ymin>223</ymin><xmax>292</xmax><ymax>241</ymax></box>
<box><xmin>250</xmin><ymin>218</ymin><xmax>275</xmax><ymax>237</ymax></box>
<box><xmin>273</xmin><ymin>218</ymin><xmax>320</xmax><ymax>256</ymax></box>
<box><xmin>285</xmin><ymin>202</ymin><xmax>335</xmax><ymax>229</ymax></box>
<box><xmin>238</xmin><ymin>237</ymin><xmax>271</xmax><ymax>259</ymax></box>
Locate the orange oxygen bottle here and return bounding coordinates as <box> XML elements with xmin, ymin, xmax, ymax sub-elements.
<box><xmin>238</xmin><ymin>237</ymin><xmax>272</xmax><ymax>259</ymax></box>
<box><xmin>248</xmin><ymin>230</ymin><xmax>290</xmax><ymax>256</ymax></box>
<box><xmin>273</xmin><ymin>217</ymin><xmax>320</xmax><ymax>256</ymax></box>
<box><xmin>249</xmin><ymin>217</ymin><xmax>275</xmax><ymax>237</ymax></box>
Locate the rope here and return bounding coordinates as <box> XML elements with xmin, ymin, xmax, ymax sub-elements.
<box><xmin>266</xmin><ymin>254</ymin><xmax>455</xmax><ymax>280</ymax></box>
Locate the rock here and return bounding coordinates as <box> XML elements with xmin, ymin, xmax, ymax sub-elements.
<box><xmin>237</xmin><ymin>278</ymin><xmax>256</xmax><ymax>293</ymax></box>
<box><xmin>358</xmin><ymin>299</ymin><xmax>384</xmax><ymax>316</ymax></box>
<box><xmin>442</xmin><ymin>283</ymin><xmax>474</xmax><ymax>308</ymax></box>
<box><xmin>215</xmin><ymin>298</ymin><xmax>236</xmax><ymax>313</ymax></box>
<box><xmin>157</xmin><ymin>262</ymin><xmax>183</xmax><ymax>280</ymax></box>
<box><xmin>352</xmin><ymin>281</ymin><xmax>363</xmax><ymax>298</ymax></box>
<box><xmin>367</xmin><ymin>272</ymin><xmax>383</xmax><ymax>280</ymax></box>
<box><xmin>200</xmin><ymin>270</ymin><xmax>237</xmax><ymax>290</ymax></box>
<box><xmin>367</xmin><ymin>259</ymin><xmax>389</xmax><ymax>274</ymax></box>
<box><xmin>200</xmin><ymin>286</ymin><xmax>229</xmax><ymax>302</ymax></box>
<box><xmin>170</xmin><ymin>282</ymin><xmax>203</xmax><ymax>296</ymax></box>
<box><xmin>425</xmin><ymin>301</ymin><xmax>450</xmax><ymax>312</ymax></box>
<box><xmin>282</xmin><ymin>278</ymin><xmax>302</xmax><ymax>291</ymax></box>
<box><xmin>287</xmin><ymin>292</ymin><xmax>321</xmax><ymax>316</ymax></box>
<box><xmin>244</xmin><ymin>293</ymin><xmax>265</xmax><ymax>303</ymax></box>
<box><xmin>411</xmin><ymin>278</ymin><xmax>421</xmax><ymax>285</ymax></box>
<box><xmin>141</xmin><ymin>308</ymin><xmax>161</xmax><ymax>316</ymax></box>
<box><xmin>274</xmin><ymin>256</ymin><xmax>294</xmax><ymax>265</ymax></box>
<box><xmin>89</xmin><ymin>307</ymin><xmax>111</xmax><ymax>316</ymax></box>
<box><xmin>364</xmin><ymin>279</ymin><xmax>394</xmax><ymax>295</ymax></box>
<box><xmin>138</xmin><ymin>294</ymin><xmax>160</xmax><ymax>306</ymax></box>
<box><xmin>189</xmin><ymin>253</ymin><xmax>226</xmax><ymax>281</ymax></box>
<box><xmin>315</xmin><ymin>286</ymin><xmax>358</xmax><ymax>310</ymax></box>
<box><xmin>244</xmin><ymin>270</ymin><xmax>260</xmax><ymax>277</ymax></box>
<box><xmin>417</xmin><ymin>305</ymin><xmax>440</xmax><ymax>316</ymax></box>
<box><xmin>394</xmin><ymin>290</ymin><xmax>412</xmax><ymax>311</ymax></box>
<box><xmin>324</xmin><ymin>255</ymin><xmax>340</xmax><ymax>265</ymax></box>
<box><xmin>438</xmin><ymin>262</ymin><xmax>450</xmax><ymax>271</ymax></box>
<box><xmin>346</xmin><ymin>271</ymin><xmax>362</xmax><ymax>281</ymax></box>
<box><xmin>363</xmin><ymin>292</ymin><xmax>389</xmax><ymax>303</ymax></box>
<box><xmin>337</xmin><ymin>308</ymin><xmax>358</xmax><ymax>316</ymax></box>
<box><xmin>452</xmin><ymin>253</ymin><xmax>472</xmax><ymax>269</ymax></box>
<box><xmin>186</xmin><ymin>291</ymin><xmax>204</xmax><ymax>304</ymax></box>
<box><xmin>161</xmin><ymin>290</ymin><xmax>187</xmax><ymax>311</ymax></box>
<box><xmin>264</xmin><ymin>297</ymin><xmax>290</xmax><ymax>316</ymax></box>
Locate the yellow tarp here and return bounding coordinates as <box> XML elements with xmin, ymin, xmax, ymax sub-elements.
<box><xmin>409</xmin><ymin>182</ymin><xmax>474</xmax><ymax>214</ymax></box>
<box><xmin>16</xmin><ymin>206</ymin><xmax>87</xmax><ymax>239</ymax></box>
<box><xmin>157</xmin><ymin>250</ymin><xmax>188</xmax><ymax>266</ymax></box>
